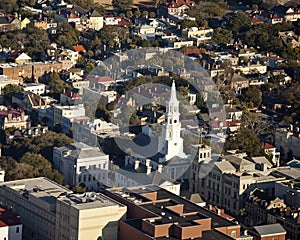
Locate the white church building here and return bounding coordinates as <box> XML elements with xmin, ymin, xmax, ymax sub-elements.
<box><xmin>120</xmin><ymin>81</ymin><xmax>192</xmax><ymax>183</ymax></box>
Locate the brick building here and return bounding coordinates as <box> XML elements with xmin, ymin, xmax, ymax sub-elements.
<box><xmin>249</xmin><ymin>224</ymin><xmax>286</xmax><ymax>240</ymax></box>
<box><xmin>0</xmin><ymin>61</ymin><xmax>66</xmax><ymax>82</ymax></box>
<box><xmin>105</xmin><ymin>185</ymin><xmax>241</xmax><ymax>240</ymax></box>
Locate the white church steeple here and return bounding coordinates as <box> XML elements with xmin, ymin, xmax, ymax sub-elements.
<box><xmin>163</xmin><ymin>80</ymin><xmax>185</xmax><ymax>161</ymax></box>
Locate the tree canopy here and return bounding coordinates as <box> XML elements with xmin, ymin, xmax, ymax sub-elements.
<box><xmin>112</xmin><ymin>0</ymin><xmax>133</xmax><ymax>10</ymax></box>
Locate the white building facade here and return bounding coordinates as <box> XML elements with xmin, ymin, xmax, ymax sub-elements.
<box><xmin>53</xmin><ymin>142</ymin><xmax>110</xmax><ymax>191</ymax></box>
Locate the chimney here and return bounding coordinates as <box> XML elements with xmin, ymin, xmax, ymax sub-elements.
<box><xmin>147</xmin><ymin>165</ymin><xmax>152</xmax><ymax>175</ymax></box>
<box><xmin>158</xmin><ymin>164</ymin><xmax>163</xmax><ymax>173</ymax></box>
<box><xmin>134</xmin><ymin>160</ymin><xmax>140</xmax><ymax>170</ymax></box>
<box><xmin>146</xmin><ymin>159</ymin><xmax>151</xmax><ymax>167</ymax></box>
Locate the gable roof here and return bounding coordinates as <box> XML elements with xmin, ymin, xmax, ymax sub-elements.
<box><xmin>163</xmin><ymin>0</ymin><xmax>195</xmax><ymax>8</ymax></box>
<box><xmin>15</xmin><ymin>52</ymin><xmax>32</xmax><ymax>61</ymax></box>
<box><xmin>90</xmin><ymin>9</ymin><xmax>102</xmax><ymax>18</ymax></box>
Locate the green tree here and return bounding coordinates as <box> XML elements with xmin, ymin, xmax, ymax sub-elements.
<box><xmin>243</xmin><ymin>86</ymin><xmax>262</xmax><ymax>107</ymax></box>
<box><xmin>134</xmin><ymin>9</ymin><xmax>141</xmax><ymax>19</ymax></box>
<box><xmin>46</xmin><ymin>72</ymin><xmax>71</xmax><ymax>95</ymax></box>
<box><xmin>25</xmin><ymin>28</ymin><xmax>51</xmax><ymax>60</ymax></box>
<box><xmin>0</xmin><ymin>0</ymin><xmax>18</xmax><ymax>12</ymax></box>
<box><xmin>149</xmin><ymin>12</ymin><xmax>156</xmax><ymax>18</ymax></box>
<box><xmin>142</xmin><ymin>10</ymin><xmax>148</xmax><ymax>18</ymax></box>
<box><xmin>3</xmin><ymin>84</ymin><xmax>23</xmax><ymax>102</ymax></box>
<box><xmin>224</xmin><ymin>128</ymin><xmax>264</xmax><ymax>157</ymax></box>
<box><xmin>211</xmin><ymin>28</ymin><xmax>233</xmax><ymax>44</ymax></box>
<box><xmin>112</xmin><ymin>0</ymin><xmax>133</xmax><ymax>10</ymax></box>
<box><xmin>126</xmin><ymin>10</ymin><xmax>133</xmax><ymax>18</ymax></box>
<box><xmin>55</xmin><ymin>23</ymin><xmax>79</xmax><ymax>48</ymax></box>
<box><xmin>227</xmin><ymin>11</ymin><xmax>251</xmax><ymax>37</ymax></box>
<box><xmin>180</xmin><ymin>19</ymin><xmax>198</xmax><ymax>30</ymax></box>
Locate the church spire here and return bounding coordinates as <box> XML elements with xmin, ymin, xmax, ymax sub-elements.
<box><xmin>167</xmin><ymin>80</ymin><xmax>179</xmax><ymax>105</ymax></box>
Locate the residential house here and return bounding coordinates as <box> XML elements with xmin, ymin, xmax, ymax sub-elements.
<box><xmin>104</xmin><ymin>16</ymin><xmax>131</xmax><ymax>26</ymax></box>
<box><xmin>54</xmin><ymin>9</ymin><xmax>81</xmax><ymax>27</ymax></box>
<box><xmin>0</xmin><ymin>107</ymin><xmax>30</xmax><ymax>130</ymax></box>
<box><xmin>53</xmin><ymin>142</ymin><xmax>110</xmax><ymax>190</ymax></box>
<box><xmin>7</xmin><ymin>52</ymin><xmax>32</xmax><ymax>64</ymax></box>
<box><xmin>88</xmin><ymin>9</ymin><xmax>103</xmax><ymax>31</ymax></box>
<box><xmin>244</xmin><ymin>188</ymin><xmax>286</xmax><ymax>226</ymax></box>
<box><xmin>159</xmin><ymin>0</ymin><xmax>196</xmax><ymax>17</ymax></box>
<box><xmin>6</xmin><ymin>125</ymin><xmax>48</xmax><ymax>141</ymax></box>
<box><xmin>279</xmin><ymin>31</ymin><xmax>300</xmax><ymax>48</ymax></box>
<box><xmin>272</xmin><ymin>5</ymin><xmax>300</xmax><ymax>22</ymax></box>
<box><xmin>0</xmin><ymin>207</ymin><xmax>22</xmax><ymax>240</ymax></box>
<box><xmin>171</xmin><ymin>40</ymin><xmax>194</xmax><ymax>49</ymax></box>
<box><xmin>23</xmin><ymin>83</ymin><xmax>46</xmax><ymax>95</ymax></box>
<box><xmin>72</xmin><ymin>118</ymin><xmax>120</xmax><ymax>147</ymax></box>
<box><xmin>230</xmin><ymin>73</ymin><xmax>250</xmax><ymax>92</ymax></box>
<box><xmin>12</xmin><ymin>92</ymin><xmax>48</xmax><ymax>111</ymax></box>
<box><xmin>275</xmin><ymin>126</ymin><xmax>300</xmax><ymax>159</ymax></box>
<box><xmin>264</xmin><ymin>143</ymin><xmax>280</xmax><ymax>167</ymax></box>
<box><xmin>52</xmin><ymin>103</ymin><xmax>87</xmax><ymax>133</ymax></box>
<box><xmin>225</xmin><ymin>104</ymin><xmax>243</xmax><ymax>121</ymax></box>
<box><xmin>256</xmin><ymin>11</ymin><xmax>283</xmax><ymax>24</ymax></box>
<box><xmin>182</xmin><ymin>27</ymin><xmax>213</xmax><ymax>38</ymax></box>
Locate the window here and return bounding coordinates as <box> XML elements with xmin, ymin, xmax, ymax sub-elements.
<box><xmin>16</xmin><ymin>227</ymin><xmax>19</xmax><ymax>233</ymax></box>
<box><xmin>79</xmin><ymin>166</ymin><xmax>86</xmax><ymax>172</ymax></box>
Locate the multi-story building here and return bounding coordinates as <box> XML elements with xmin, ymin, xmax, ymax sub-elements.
<box><xmin>267</xmin><ymin>207</ymin><xmax>300</xmax><ymax>240</ymax></box>
<box><xmin>52</xmin><ymin>103</ymin><xmax>86</xmax><ymax>132</ymax></box>
<box><xmin>105</xmin><ymin>185</ymin><xmax>241</xmax><ymax>240</ymax></box>
<box><xmin>53</xmin><ymin>142</ymin><xmax>110</xmax><ymax>190</ymax></box>
<box><xmin>190</xmin><ymin>148</ymin><xmax>283</xmax><ymax>216</ymax></box>
<box><xmin>0</xmin><ymin>207</ymin><xmax>22</xmax><ymax>240</ymax></box>
<box><xmin>159</xmin><ymin>0</ymin><xmax>196</xmax><ymax>17</ymax></box>
<box><xmin>23</xmin><ymin>82</ymin><xmax>46</xmax><ymax>95</ymax></box>
<box><xmin>275</xmin><ymin>127</ymin><xmax>300</xmax><ymax>159</ymax></box>
<box><xmin>114</xmin><ymin>162</ymin><xmax>181</xmax><ymax>195</ymax></box>
<box><xmin>0</xmin><ymin>61</ymin><xmax>64</xmax><ymax>82</ymax></box>
<box><xmin>244</xmin><ymin>188</ymin><xmax>286</xmax><ymax>226</ymax></box>
<box><xmin>88</xmin><ymin>9</ymin><xmax>104</xmax><ymax>31</ymax></box>
<box><xmin>0</xmin><ymin>177</ymin><xmax>126</xmax><ymax>240</ymax></box>
<box><xmin>0</xmin><ymin>107</ymin><xmax>30</xmax><ymax>130</ymax></box>
<box><xmin>274</xmin><ymin>179</ymin><xmax>300</xmax><ymax>207</ymax></box>
<box><xmin>249</xmin><ymin>224</ymin><xmax>286</xmax><ymax>240</ymax></box>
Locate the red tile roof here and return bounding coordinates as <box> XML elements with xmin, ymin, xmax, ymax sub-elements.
<box><xmin>164</xmin><ymin>0</ymin><xmax>195</xmax><ymax>8</ymax></box>
<box><xmin>264</xmin><ymin>143</ymin><xmax>275</xmax><ymax>149</ymax></box>
<box><xmin>251</xmin><ymin>16</ymin><xmax>263</xmax><ymax>24</ymax></box>
<box><xmin>0</xmin><ymin>208</ymin><xmax>21</xmax><ymax>227</ymax></box>
<box><xmin>72</xmin><ymin>45</ymin><xmax>86</xmax><ymax>53</ymax></box>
